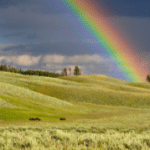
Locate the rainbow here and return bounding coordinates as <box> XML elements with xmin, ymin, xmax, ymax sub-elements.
<box><xmin>59</xmin><ymin>0</ymin><xmax>149</xmax><ymax>82</ymax></box>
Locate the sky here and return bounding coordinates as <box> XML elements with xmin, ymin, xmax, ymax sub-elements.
<box><xmin>0</xmin><ymin>0</ymin><xmax>150</xmax><ymax>82</ymax></box>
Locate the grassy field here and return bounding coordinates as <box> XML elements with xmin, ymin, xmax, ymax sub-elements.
<box><xmin>0</xmin><ymin>71</ymin><xmax>150</xmax><ymax>149</ymax></box>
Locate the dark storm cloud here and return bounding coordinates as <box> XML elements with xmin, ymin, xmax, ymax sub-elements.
<box><xmin>108</xmin><ymin>16</ymin><xmax>150</xmax><ymax>54</ymax></box>
<box><xmin>3</xmin><ymin>44</ymin><xmax>26</xmax><ymax>51</ymax></box>
<box><xmin>3</xmin><ymin>31</ymin><xmax>39</xmax><ymax>40</ymax></box>
<box><xmin>25</xmin><ymin>33</ymin><xmax>39</xmax><ymax>40</ymax></box>
<box><xmin>2</xmin><ymin>42</ymin><xmax>96</xmax><ymax>56</ymax></box>
<box><xmin>3</xmin><ymin>32</ymin><xmax>25</xmax><ymax>37</ymax></box>
<box><xmin>0</xmin><ymin>0</ymin><xmax>58</xmax><ymax>15</ymax></box>
<box><xmin>96</xmin><ymin>0</ymin><xmax>150</xmax><ymax>17</ymax></box>
<box><xmin>0</xmin><ymin>5</ymin><xmax>71</xmax><ymax>30</ymax></box>
<box><xmin>0</xmin><ymin>0</ymin><xmax>39</xmax><ymax>8</ymax></box>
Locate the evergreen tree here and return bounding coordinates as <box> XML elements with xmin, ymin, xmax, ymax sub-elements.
<box><xmin>60</xmin><ymin>68</ymin><xmax>68</xmax><ymax>76</ymax></box>
<box><xmin>147</xmin><ymin>75</ymin><xmax>150</xmax><ymax>82</ymax></box>
<box><xmin>73</xmin><ymin>66</ymin><xmax>81</xmax><ymax>76</ymax></box>
<box><xmin>0</xmin><ymin>64</ymin><xmax>8</xmax><ymax>71</ymax></box>
<box><xmin>63</xmin><ymin>68</ymin><xmax>67</xmax><ymax>76</ymax></box>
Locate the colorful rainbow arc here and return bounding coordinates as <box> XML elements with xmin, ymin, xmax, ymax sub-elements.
<box><xmin>61</xmin><ymin>0</ymin><xmax>149</xmax><ymax>82</ymax></box>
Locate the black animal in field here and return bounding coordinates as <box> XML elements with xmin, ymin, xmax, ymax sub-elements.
<box><xmin>29</xmin><ymin>117</ymin><xmax>41</xmax><ymax>121</ymax></box>
<box><xmin>60</xmin><ymin>118</ymin><xmax>66</xmax><ymax>120</ymax></box>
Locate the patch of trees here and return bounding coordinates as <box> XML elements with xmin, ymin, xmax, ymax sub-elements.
<box><xmin>0</xmin><ymin>64</ymin><xmax>82</xmax><ymax>78</ymax></box>
<box><xmin>60</xmin><ymin>65</ymin><xmax>81</xmax><ymax>77</ymax></box>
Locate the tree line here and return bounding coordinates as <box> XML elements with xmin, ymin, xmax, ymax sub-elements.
<box><xmin>0</xmin><ymin>64</ymin><xmax>81</xmax><ymax>78</ymax></box>
<box><xmin>2</xmin><ymin>63</ymin><xmax>150</xmax><ymax>82</ymax></box>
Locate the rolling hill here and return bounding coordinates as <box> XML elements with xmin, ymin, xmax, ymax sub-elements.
<box><xmin>0</xmin><ymin>71</ymin><xmax>150</xmax><ymax>126</ymax></box>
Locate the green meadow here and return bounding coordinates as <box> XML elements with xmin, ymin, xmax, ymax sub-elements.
<box><xmin>0</xmin><ymin>71</ymin><xmax>150</xmax><ymax>149</ymax></box>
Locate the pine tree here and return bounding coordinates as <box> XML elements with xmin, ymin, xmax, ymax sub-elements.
<box><xmin>147</xmin><ymin>75</ymin><xmax>150</xmax><ymax>82</ymax></box>
<box><xmin>73</xmin><ymin>66</ymin><xmax>81</xmax><ymax>76</ymax></box>
<box><xmin>64</xmin><ymin>68</ymin><xmax>67</xmax><ymax>76</ymax></box>
<box><xmin>60</xmin><ymin>68</ymin><xmax>67</xmax><ymax>76</ymax></box>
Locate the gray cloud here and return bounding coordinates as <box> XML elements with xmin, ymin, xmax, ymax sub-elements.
<box><xmin>3</xmin><ymin>32</ymin><xmax>25</xmax><ymax>37</ymax></box>
<box><xmin>0</xmin><ymin>6</ymin><xmax>71</xmax><ymax>30</ymax></box>
<box><xmin>3</xmin><ymin>32</ymin><xmax>41</xmax><ymax>40</ymax></box>
<box><xmin>108</xmin><ymin>16</ymin><xmax>150</xmax><ymax>55</ymax></box>
<box><xmin>3</xmin><ymin>31</ymin><xmax>40</xmax><ymax>40</ymax></box>
<box><xmin>3</xmin><ymin>44</ymin><xmax>26</xmax><ymax>51</ymax></box>
<box><xmin>25</xmin><ymin>32</ymin><xmax>40</xmax><ymax>40</ymax></box>
<box><xmin>0</xmin><ymin>0</ymin><xmax>149</xmax><ymax>17</ymax></box>
<box><xmin>0</xmin><ymin>0</ymin><xmax>40</xmax><ymax>8</ymax></box>
<box><xmin>2</xmin><ymin>42</ymin><xmax>96</xmax><ymax>56</ymax></box>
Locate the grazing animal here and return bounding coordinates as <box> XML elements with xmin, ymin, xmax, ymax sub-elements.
<box><xmin>60</xmin><ymin>118</ymin><xmax>66</xmax><ymax>120</ymax></box>
<box><xmin>29</xmin><ymin>117</ymin><xmax>41</xmax><ymax>121</ymax></box>
<box><xmin>35</xmin><ymin>117</ymin><xmax>41</xmax><ymax>121</ymax></box>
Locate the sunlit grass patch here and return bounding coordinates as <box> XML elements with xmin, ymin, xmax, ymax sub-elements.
<box><xmin>0</xmin><ymin>107</ymin><xmax>61</xmax><ymax>122</ymax></box>
<box><xmin>127</xmin><ymin>81</ymin><xmax>150</xmax><ymax>90</ymax></box>
<box><xmin>0</xmin><ymin>82</ymin><xmax>73</xmax><ymax>108</ymax></box>
<box><xmin>0</xmin><ymin>97</ymin><xmax>18</xmax><ymax>109</ymax></box>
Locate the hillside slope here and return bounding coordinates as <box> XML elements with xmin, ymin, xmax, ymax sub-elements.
<box><xmin>0</xmin><ymin>71</ymin><xmax>150</xmax><ymax>125</ymax></box>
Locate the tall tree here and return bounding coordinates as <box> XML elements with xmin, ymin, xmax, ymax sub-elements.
<box><xmin>63</xmin><ymin>68</ymin><xmax>67</xmax><ymax>76</ymax></box>
<box><xmin>73</xmin><ymin>66</ymin><xmax>81</xmax><ymax>76</ymax></box>
<box><xmin>60</xmin><ymin>68</ymin><xmax>67</xmax><ymax>76</ymax></box>
<box><xmin>147</xmin><ymin>75</ymin><xmax>150</xmax><ymax>82</ymax></box>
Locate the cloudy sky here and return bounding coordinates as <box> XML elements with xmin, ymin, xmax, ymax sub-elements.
<box><xmin>0</xmin><ymin>0</ymin><xmax>150</xmax><ymax>81</ymax></box>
